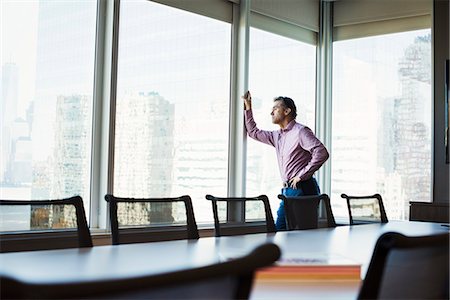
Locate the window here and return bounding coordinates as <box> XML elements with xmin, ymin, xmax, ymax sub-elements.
<box><xmin>0</xmin><ymin>0</ymin><xmax>97</xmax><ymax>231</ymax></box>
<box><xmin>331</xmin><ymin>29</ymin><xmax>432</xmax><ymax>220</ymax></box>
<box><xmin>1</xmin><ymin>0</ymin><xmax>441</xmax><ymax>237</ymax></box>
<box><xmin>114</xmin><ymin>0</ymin><xmax>231</xmax><ymax>225</ymax></box>
<box><xmin>246</xmin><ymin>27</ymin><xmax>316</xmax><ymax>217</ymax></box>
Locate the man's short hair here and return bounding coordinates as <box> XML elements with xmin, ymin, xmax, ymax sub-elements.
<box><xmin>274</xmin><ymin>96</ymin><xmax>297</xmax><ymax>119</ymax></box>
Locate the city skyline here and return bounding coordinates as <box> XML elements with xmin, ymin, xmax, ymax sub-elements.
<box><xmin>0</xmin><ymin>0</ymin><xmax>433</xmax><ymax>230</ymax></box>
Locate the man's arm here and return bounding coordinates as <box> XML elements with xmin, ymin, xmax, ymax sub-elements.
<box><xmin>291</xmin><ymin>127</ymin><xmax>329</xmax><ymax>186</ymax></box>
<box><xmin>242</xmin><ymin>91</ymin><xmax>275</xmax><ymax>146</ymax></box>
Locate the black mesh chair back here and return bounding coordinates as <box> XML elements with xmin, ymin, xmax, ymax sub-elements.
<box><xmin>105</xmin><ymin>194</ymin><xmax>199</xmax><ymax>245</ymax></box>
<box><xmin>205</xmin><ymin>194</ymin><xmax>276</xmax><ymax>237</ymax></box>
<box><xmin>358</xmin><ymin>232</ymin><xmax>449</xmax><ymax>300</ymax></box>
<box><xmin>341</xmin><ymin>193</ymin><xmax>388</xmax><ymax>225</ymax></box>
<box><xmin>0</xmin><ymin>196</ymin><xmax>92</xmax><ymax>252</ymax></box>
<box><xmin>277</xmin><ymin>194</ymin><xmax>336</xmax><ymax>230</ymax></box>
<box><xmin>1</xmin><ymin>242</ymin><xmax>281</xmax><ymax>299</ymax></box>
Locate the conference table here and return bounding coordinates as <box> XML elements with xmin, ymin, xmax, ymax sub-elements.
<box><xmin>0</xmin><ymin>221</ymin><xmax>448</xmax><ymax>299</ymax></box>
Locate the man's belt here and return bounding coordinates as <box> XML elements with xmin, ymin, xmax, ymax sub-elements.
<box><xmin>282</xmin><ymin>177</ymin><xmax>314</xmax><ymax>189</ymax></box>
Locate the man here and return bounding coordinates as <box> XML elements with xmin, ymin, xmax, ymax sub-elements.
<box><xmin>242</xmin><ymin>91</ymin><xmax>329</xmax><ymax>230</ymax></box>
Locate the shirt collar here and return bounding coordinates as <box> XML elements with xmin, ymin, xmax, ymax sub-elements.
<box><xmin>280</xmin><ymin>119</ymin><xmax>296</xmax><ymax>133</ymax></box>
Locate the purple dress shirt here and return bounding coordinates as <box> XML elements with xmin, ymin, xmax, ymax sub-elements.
<box><xmin>245</xmin><ymin>110</ymin><xmax>329</xmax><ymax>183</ymax></box>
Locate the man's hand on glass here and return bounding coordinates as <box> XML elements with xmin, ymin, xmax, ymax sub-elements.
<box><xmin>242</xmin><ymin>90</ymin><xmax>252</xmax><ymax>111</ymax></box>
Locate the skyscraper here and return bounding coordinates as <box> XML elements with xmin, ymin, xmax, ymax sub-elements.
<box><xmin>26</xmin><ymin>1</ymin><xmax>96</xmax><ymax>228</ymax></box>
<box><xmin>1</xmin><ymin>63</ymin><xmax>19</xmax><ymax>182</ymax></box>
<box><xmin>30</xmin><ymin>0</ymin><xmax>96</xmax><ymax>200</ymax></box>
<box><xmin>52</xmin><ymin>95</ymin><xmax>91</xmax><ymax>198</ymax></box>
<box><xmin>114</xmin><ymin>92</ymin><xmax>176</xmax><ymax>224</ymax></box>
<box><xmin>394</xmin><ymin>35</ymin><xmax>432</xmax><ymax>218</ymax></box>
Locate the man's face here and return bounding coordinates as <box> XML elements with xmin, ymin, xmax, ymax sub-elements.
<box><xmin>271</xmin><ymin>100</ymin><xmax>289</xmax><ymax>124</ymax></box>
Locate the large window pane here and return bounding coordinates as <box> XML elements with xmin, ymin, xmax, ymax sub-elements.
<box><xmin>247</xmin><ymin>28</ymin><xmax>316</xmax><ymax>218</ymax></box>
<box><xmin>0</xmin><ymin>0</ymin><xmax>97</xmax><ymax>231</ymax></box>
<box><xmin>114</xmin><ymin>1</ymin><xmax>231</xmax><ymax>225</ymax></box>
<box><xmin>331</xmin><ymin>30</ymin><xmax>432</xmax><ymax>220</ymax></box>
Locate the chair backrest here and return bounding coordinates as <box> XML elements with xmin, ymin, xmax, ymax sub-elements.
<box><xmin>1</xmin><ymin>242</ymin><xmax>281</xmax><ymax>299</ymax></box>
<box><xmin>341</xmin><ymin>193</ymin><xmax>388</xmax><ymax>225</ymax></box>
<box><xmin>105</xmin><ymin>194</ymin><xmax>199</xmax><ymax>245</ymax></box>
<box><xmin>358</xmin><ymin>232</ymin><xmax>449</xmax><ymax>300</ymax></box>
<box><xmin>0</xmin><ymin>196</ymin><xmax>92</xmax><ymax>252</ymax></box>
<box><xmin>205</xmin><ymin>194</ymin><xmax>276</xmax><ymax>237</ymax></box>
<box><xmin>277</xmin><ymin>194</ymin><xmax>336</xmax><ymax>230</ymax></box>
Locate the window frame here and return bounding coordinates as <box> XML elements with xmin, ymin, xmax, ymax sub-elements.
<box><xmin>2</xmin><ymin>0</ymin><xmax>447</xmax><ymax>243</ymax></box>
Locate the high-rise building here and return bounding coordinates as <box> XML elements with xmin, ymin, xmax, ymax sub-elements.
<box><xmin>394</xmin><ymin>35</ymin><xmax>432</xmax><ymax>219</ymax></box>
<box><xmin>1</xmin><ymin>63</ymin><xmax>19</xmax><ymax>182</ymax></box>
<box><xmin>114</xmin><ymin>92</ymin><xmax>175</xmax><ymax>224</ymax></box>
<box><xmin>31</xmin><ymin>0</ymin><xmax>96</xmax><ymax>197</ymax></box>
<box><xmin>26</xmin><ymin>1</ymin><xmax>96</xmax><ymax>227</ymax></box>
<box><xmin>115</xmin><ymin>92</ymin><xmax>175</xmax><ymax>197</ymax></box>
<box><xmin>377</xmin><ymin>97</ymin><xmax>406</xmax><ymax>220</ymax></box>
<box><xmin>52</xmin><ymin>95</ymin><xmax>91</xmax><ymax>198</ymax></box>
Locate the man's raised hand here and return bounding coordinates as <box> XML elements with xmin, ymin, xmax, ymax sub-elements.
<box><xmin>242</xmin><ymin>90</ymin><xmax>252</xmax><ymax>111</ymax></box>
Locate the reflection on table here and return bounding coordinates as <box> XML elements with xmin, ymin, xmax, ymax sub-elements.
<box><xmin>0</xmin><ymin>221</ymin><xmax>447</xmax><ymax>299</ymax></box>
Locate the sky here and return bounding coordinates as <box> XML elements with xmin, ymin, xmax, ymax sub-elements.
<box><xmin>1</xmin><ymin>0</ymin><xmax>39</xmax><ymax>118</ymax></box>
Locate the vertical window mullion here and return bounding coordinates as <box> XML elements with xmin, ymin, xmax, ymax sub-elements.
<box><xmin>228</xmin><ymin>1</ymin><xmax>250</xmax><ymax>223</ymax></box>
<box><xmin>315</xmin><ymin>0</ymin><xmax>333</xmax><ymax>197</ymax></box>
<box><xmin>91</xmin><ymin>0</ymin><xmax>121</xmax><ymax>230</ymax></box>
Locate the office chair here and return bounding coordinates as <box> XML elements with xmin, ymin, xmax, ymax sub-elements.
<box><xmin>341</xmin><ymin>193</ymin><xmax>388</xmax><ymax>225</ymax></box>
<box><xmin>105</xmin><ymin>194</ymin><xmax>199</xmax><ymax>245</ymax></box>
<box><xmin>0</xmin><ymin>242</ymin><xmax>281</xmax><ymax>299</ymax></box>
<box><xmin>358</xmin><ymin>232</ymin><xmax>449</xmax><ymax>299</ymax></box>
<box><xmin>205</xmin><ymin>194</ymin><xmax>276</xmax><ymax>237</ymax></box>
<box><xmin>0</xmin><ymin>196</ymin><xmax>92</xmax><ymax>252</ymax></box>
<box><xmin>277</xmin><ymin>194</ymin><xmax>336</xmax><ymax>230</ymax></box>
